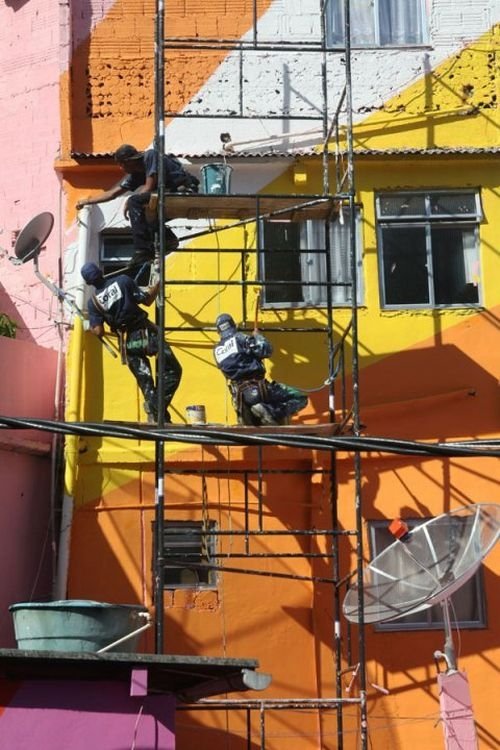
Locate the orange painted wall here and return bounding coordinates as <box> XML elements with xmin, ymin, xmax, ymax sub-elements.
<box><xmin>67</xmin><ymin>441</ymin><xmax>500</xmax><ymax>749</ymax></box>
<box><xmin>64</xmin><ymin>0</ymin><xmax>273</xmax><ymax>156</ymax></box>
<box><xmin>69</xmin><ymin>450</ymin><xmax>339</xmax><ymax>749</ymax></box>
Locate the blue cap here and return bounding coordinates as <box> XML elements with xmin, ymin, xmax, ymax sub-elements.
<box><xmin>81</xmin><ymin>262</ymin><xmax>103</xmax><ymax>286</ymax></box>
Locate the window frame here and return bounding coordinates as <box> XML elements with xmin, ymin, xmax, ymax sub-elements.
<box><xmin>376</xmin><ymin>189</ymin><xmax>483</xmax><ymax>310</ymax></box>
<box><xmin>326</xmin><ymin>0</ymin><xmax>429</xmax><ymax>49</ymax></box>
<box><xmin>259</xmin><ymin>208</ymin><xmax>364</xmax><ymax>309</ymax></box>
<box><xmin>99</xmin><ymin>229</ymin><xmax>134</xmax><ymax>276</ymax></box>
<box><xmin>159</xmin><ymin>520</ymin><xmax>218</xmax><ymax>590</ymax></box>
<box><xmin>367</xmin><ymin>518</ymin><xmax>488</xmax><ymax>632</ymax></box>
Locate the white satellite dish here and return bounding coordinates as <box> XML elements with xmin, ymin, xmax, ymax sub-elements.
<box><xmin>343</xmin><ymin>503</ymin><xmax>499</xmax><ymax>625</ymax></box>
<box><xmin>343</xmin><ymin>503</ymin><xmax>499</xmax><ymax>750</ymax></box>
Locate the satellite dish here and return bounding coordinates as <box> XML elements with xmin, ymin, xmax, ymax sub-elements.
<box><xmin>13</xmin><ymin>212</ymin><xmax>54</xmax><ymax>263</ymax></box>
<box><xmin>343</xmin><ymin>503</ymin><xmax>500</xmax><ymax>624</ymax></box>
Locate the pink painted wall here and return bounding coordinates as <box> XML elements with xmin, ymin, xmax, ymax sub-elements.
<box><xmin>0</xmin><ymin>1</ymin><xmax>65</xmax><ymax>350</ymax></box>
<box><xmin>0</xmin><ymin>336</ymin><xmax>58</xmax><ymax>646</ymax></box>
<box><xmin>0</xmin><ymin>680</ymin><xmax>175</xmax><ymax>749</ymax></box>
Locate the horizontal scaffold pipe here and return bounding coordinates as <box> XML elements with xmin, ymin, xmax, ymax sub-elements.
<box><xmin>167</xmin><ymin>113</ymin><xmax>325</xmax><ymax>120</ymax></box>
<box><xmin>179</xmin><ymin>698</ymin><xmax>362</xmax><ymax>709</ymax></box>
<box><xmin>0</xmin><ymin>417</ymin><xmax>498</xmax><ymax>458</ymax></box>
<box><xmin>163</xmin><ymin>39</ymin><xmax>331</xmax><ymax>53</ymax></box>
<box><xmin>165</xmin><ymin>557</ymin><xmax>338</xmax><ymax>585</ymax></box>
<box><xmin>162</xmin><ymin>279</ymin><xmax>351</xmax><ymax>287</ymax></box>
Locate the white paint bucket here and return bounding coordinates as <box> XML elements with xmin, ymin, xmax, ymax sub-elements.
<box><xmin>186</xmin><ymin>405</ymin><xmax>206</xmax><ymax>425</ymax></box>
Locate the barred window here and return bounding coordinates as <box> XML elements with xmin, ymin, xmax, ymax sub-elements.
<box><xmin>162</xmin><ymin>520</ymin><xmax>217</xmax><ymax>589</ymax></box>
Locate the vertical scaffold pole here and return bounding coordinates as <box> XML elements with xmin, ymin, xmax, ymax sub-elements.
<box><xmin>154</xmin><ymin>0</ymin><xmax>166</xmax><ymax>655</ymax></box>
<box><xmin>344</xmin><ymin>1</ymin><xmax>368</xmax><ymax>748</ymax></box>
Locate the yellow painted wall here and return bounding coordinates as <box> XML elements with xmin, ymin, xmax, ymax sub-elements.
<box><xmin>351</xmin><ymin>27</ymin><xmax>499</xmax><ymax>152</ymax></box>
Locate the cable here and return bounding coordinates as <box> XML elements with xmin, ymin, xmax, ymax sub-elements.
<box><xmin>0</xmin><ymin>415</ymin><xmax>498</xmax><ymax>457</ymax></box>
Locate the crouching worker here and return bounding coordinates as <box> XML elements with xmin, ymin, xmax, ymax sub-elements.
<box><xmin>213</xmin><ymin>313</ymin><xmax>307</xmax><ymax>426</ymax></box>
<box><xmin>81</xmin><ymin>262</ymin><xmax>182</xmax><ymax>423</ymax></box>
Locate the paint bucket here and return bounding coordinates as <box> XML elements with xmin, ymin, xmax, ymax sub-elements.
<box><xmin>9</xmin><ymin>600</ymin><xmax>149</xmax><ymax>653</ymax></box>
<box><xmin>201</xmin><ymin>163</ymin><xmax>233</xmax><ymax>194</ymax></box>
<box><xmin>186</xmin><ymin>405</ymin><xmax>207</xmax><ymax>425</ymax></box>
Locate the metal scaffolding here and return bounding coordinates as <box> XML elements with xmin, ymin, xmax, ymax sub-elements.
<box><xmin>152</xmin><ymin>1</ymin><xmax>367</xmax><ymax>747</ymax></box>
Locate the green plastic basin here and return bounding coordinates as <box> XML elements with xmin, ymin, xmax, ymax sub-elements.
<box><xmin>9</xmin><ymin>600</ymin><xmax>148</xmax><ymax>653</ymax></box>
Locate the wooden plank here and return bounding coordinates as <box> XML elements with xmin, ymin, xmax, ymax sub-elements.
<box><xmin>104</xmin><ymin>421</ymin><xmax>345</xmax><ymax>436</ymax></box>
<box><xmin>148</xmin><ymin>193</ymin><xmax>339</xmax><ymax>222</ymax></box>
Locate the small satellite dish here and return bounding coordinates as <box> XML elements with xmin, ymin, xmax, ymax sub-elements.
<box><xmin>343</xmin><ymin>503</ymin><xmax>500</xmax><ymax>624</ymax></box>
<box><xmin>13</xmin><ymin>212</ymin><xmax>54</xmax><ymax>264</ymax></box>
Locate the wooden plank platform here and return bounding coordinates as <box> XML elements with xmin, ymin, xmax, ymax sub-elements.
<box><xmin>104</xmin><ymin>421</ymin><xmax>347</xmax><ymax>437</ymax></box>
<box><xmin>149</xmin><ymin>193</ymin><xmax>339</xmax><ymax>222</ymax></box>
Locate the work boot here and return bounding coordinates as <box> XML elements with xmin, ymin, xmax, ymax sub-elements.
<box><xmin>144</xmin><ymin>402</ymin><xmax>157</xmax><ymax>425</ymax></box>
<box><xmin>250</xmin><ymin>403</ymin><xmax>279</xmax><ymax>426</ymax></box>
<box><xmin>144</xmin><ymin>403</ymin><xmax>172</xmax><ymax>425</ymax></box>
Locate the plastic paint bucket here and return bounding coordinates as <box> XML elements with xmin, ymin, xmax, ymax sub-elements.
<box><xmin>201</xmin><ymin>163</ymin><xmax>232</xmax><ymax>194</ymax></box>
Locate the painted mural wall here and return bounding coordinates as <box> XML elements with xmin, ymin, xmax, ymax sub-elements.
<box><xmin>1</xmin><ymin>1</ymin><xmax>495</xmax><ymax>748</ymax></box>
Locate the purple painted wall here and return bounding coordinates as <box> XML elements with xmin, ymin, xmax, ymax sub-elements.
<box><xmin>0</xmin><ymin>680</ymin><xmax>175</xmax><ymax>749</ymax></box>
<box><xmin>0</xmin><ymin>336</ymin><xmax>58</xmax><ymax>646</ymax></box>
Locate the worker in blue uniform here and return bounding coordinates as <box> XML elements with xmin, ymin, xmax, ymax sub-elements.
<box><xmin>81</xmin><ymin>262</ymin><xmax>182</xmax><ymax>423</ymax></box>
<box><xmin>213</xmin><ymin>313</ymin><xmax>308</xmax><ymax>426</ymax></box>
<box><xmin>76</xmin><ymin>144</ymin><xmax>199</xmax><ymax>266</ymax></box>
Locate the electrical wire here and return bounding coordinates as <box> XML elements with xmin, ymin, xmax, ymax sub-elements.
<box><xmin>0</xmin><ymin>415</ymin><xmax>498</xmax><ymax>457</ymax></box>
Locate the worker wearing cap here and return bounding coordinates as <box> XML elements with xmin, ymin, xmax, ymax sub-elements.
<box><xmin>76</xmin><ymin>143</ymin><xmax>199</xmax><ymax>267</ymax></box>
<box><xmin>213</xmin><ymin>313</ymin><xmax>308</xmax><ymax>426</ymax></box>
<box><xmin>81</xmin><ymin>262</ymin><xmax>182</xmax><ymax>423</ymax></box>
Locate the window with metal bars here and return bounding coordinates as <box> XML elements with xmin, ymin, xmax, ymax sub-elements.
<box><xmin>161</xmin><ymin>520</ymin><xmax>217</xmax><ymax>589</ymax></box>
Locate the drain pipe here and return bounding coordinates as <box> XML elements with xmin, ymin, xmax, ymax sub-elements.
<box><xmin>54</xmin><ymin>208</ymin><xmax>90</xmax><ymax>600</ymax></box>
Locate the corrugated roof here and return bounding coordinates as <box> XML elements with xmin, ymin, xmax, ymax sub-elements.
<box><xmin>71</xmin><ymin>146</ymin><xmax>500</xmax><ymax>160</ymax></box>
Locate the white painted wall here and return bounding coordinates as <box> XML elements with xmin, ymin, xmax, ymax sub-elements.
<box><xmin>166</xmin><ymin>0</ymin><xmax>499</xmax><ymax>156</ymax></box>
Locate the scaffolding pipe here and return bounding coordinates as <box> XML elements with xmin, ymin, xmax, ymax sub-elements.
<box><xmin>153</xmin><ymin>0</ymin><xmax>167</xmax><ymax>656</ymax></box>
<box><xmin>342</xmin><ymin>2</ymin><xmax>368</xmax><ymax>748</ymax></box>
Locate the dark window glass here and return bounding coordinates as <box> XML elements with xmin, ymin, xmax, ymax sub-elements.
<box><xmin>262</xmin><ymin>222</ymin><xmax>303</xmax><ymax>304</ymax></box>
<box><xmin>381</xmin><ymin>226</ymin><xmax>429</xmax><ymax>305</ymax></box>
<box><xmin>377</xmin><ymin>191</ymin><xmax>481</xmax><ymax>308</ymax></box>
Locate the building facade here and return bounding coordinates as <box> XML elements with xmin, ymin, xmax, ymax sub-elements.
<box><xmin>0</xmin><ymin>2</ymin><xmax>498</xmax><ymax>749</ymax></box>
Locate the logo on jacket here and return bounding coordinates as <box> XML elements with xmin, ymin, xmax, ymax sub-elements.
<box><xmin>96</xmin><ymin>282</ymin><xmax>122</xmax><ymax>311</ymax></box>
<box><xmin>214</xmin><ymin>335</ymin><xmax>238</xmax><ymax>363</ymax></box>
